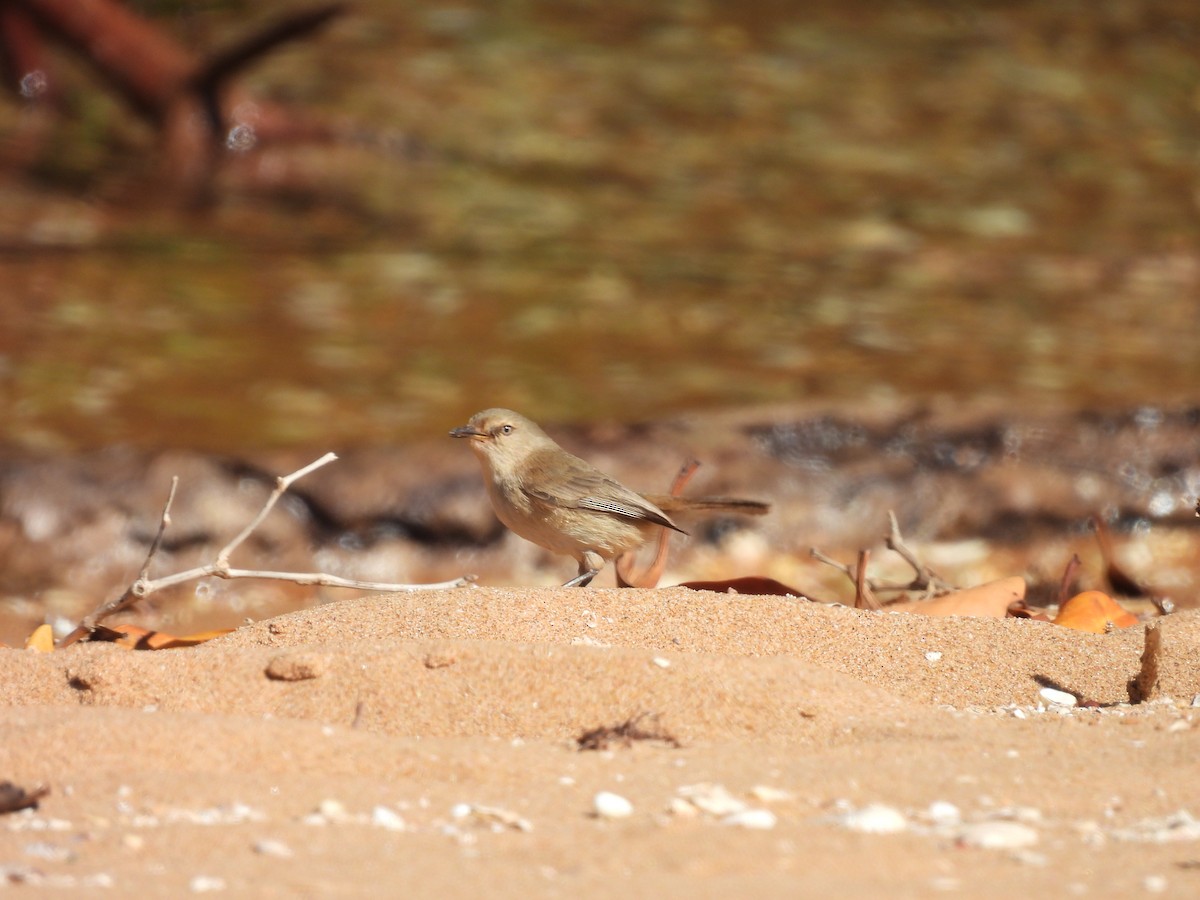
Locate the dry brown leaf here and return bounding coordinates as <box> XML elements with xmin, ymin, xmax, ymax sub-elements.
<box><xmin>1007</xmin><ymin>601</ymin><xmax>1053</xmax><ymax>623</ymax></box>
<box><xmin>23</xmin><ymin>624</ymin><xmax>55</xmax><ymax>653</ymax></box>
<box><xmin>1053</xmin><ymin>590</ymin><xmax>1138</xmax><ymax>633</ymax></box>
<box><xmin>887</xmin><ymin>576</ymin><xmax>1026</xmax><ymax>618</ymax></box>
<box><xmin>90</xmin><ymin>623</ymin><xmax>234</xmax><ymax>650</ymax></box>
<box><xmin>0</xmin><ymin>781</ymin><xmax>49</xmax><ymax>814</ymax></box>
<box><xmin>677</xmin><ymin>576</ymin><xmax>810</xmax><ymax>597</ymax></box>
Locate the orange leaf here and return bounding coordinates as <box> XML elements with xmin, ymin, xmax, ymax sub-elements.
<box><xmin>1053</xmin><ymin>591</ymin><xmax>1138</xmax><ymax>633</ymax></box>
<box><xmin>677</xmin><ymin>576</ymin><xmax>810</xmax><ymax>597</ymax></box>
<box><xmin>92</xmin><ymin>624</ymin><xmax>233</xmax><ymax>650</ymax></box>
<box><xmin>24</xmin><ymin>624</ymin><xmax>55</xmax><ymax>653</ymax></box>
<box><xmin>888</xmin><ymin>576</ymin><xmax>1026</xmax><ymax>618</ymax></box>
<box><xmin>144</xmin><ymin>628</ymin><xmax>233</xmax><ymax>649</ymax></box>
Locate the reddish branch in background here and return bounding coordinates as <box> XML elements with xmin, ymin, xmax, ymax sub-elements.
<box><xmin>0</xmin><ymin>0</ymin><xmax>345</xmax><ymax>199</ymax></box>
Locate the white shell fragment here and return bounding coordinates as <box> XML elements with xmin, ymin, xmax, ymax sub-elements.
<box><xmin>957</xmin><ymin>821</ymin><xmax>1039</xmax><ymax>850</ymax></box>
<box><xmin>925</xmin><ymin>801</ymin><xmax>962</xmax><ymax>826</ymax></box>
<box><xmin>750</xmin><ymin>785</ymin><xmax>793</xmax><ymax>804</ymax></box>
<box><xmin>721</xmin><ymin>809</ymin><xmax>777</xmax><ymax>830</ymax></box>
<box><xmin>675</xmin><ymin>783</ymin><xmax>747</xmax><ymax>817</ymax></box>
<box><xmin>451</xmin><ymin>803</ymin><xmax>533</xmax><ymax>832</ymax></box>
<box><xmin>1039</xmin><ymin>687</ymin><xmax>1078</xmax><ymax>707</ymax></box>
<box><xmin>593</xmin><ymin>791</ymin><xmax>634</xmax><ymax>819</ymax></box>
<box><xmin>838</xmin><ymin>804</ymin><xmax>909</xmax><ymax>834</ymax></box>
<box><xmin>371</xmin><ymin>806</ymin><xmax>407</xmax><ymax>832</ymax></box>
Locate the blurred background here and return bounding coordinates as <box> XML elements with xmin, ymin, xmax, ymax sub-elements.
<box><xmin>2</xmin><ymin>0</ymin><xmax>1197</xmax><ymax>455</ymax></box>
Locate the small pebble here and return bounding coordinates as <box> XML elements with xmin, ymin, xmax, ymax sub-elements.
<box><xmin>1143</xmin><ymin>875</ymin><xmax>1168</xmax><ymax>893</ymax></box>
<box><xmin>721</xmin><ymin>809</ymin><xmax>777</xmax><ymax>830</ymax></box>
<box><xmin>676</xmin><ymin>783</ymin><xmax>746</xmax><ymax>817</ymax></box>
<box><xmin>317</xmin><ymin>799</ymin><xmax>349</xmax><ymax>822</ymax></box>
<box><xmin>593</xmin><ymin>792</ymin><xmax>633</xmax><ymax>819</ymax></box>
<box><xmin>253</xmin><ymin>839</ymin><xmax>293</xmax><ymax>859</ymax></box>
<box><xmin>371</xmin><ymin>806</ymin><xmax>407</xmax><ymax>832</ymax></box>
<box><xmin>957</xmin><ymin>821</ymin><xmax>1039</xmax><ymax>850</ymax></box>
<box><xmin>189</xmin><ymin>875</ymin><xmax>226</xmax><ymax>893</ymax></box>
<box><xmin>750</xmin><ymin>785</ymin><xmax>792</xmax><ymax>804</ymax></box>
<box><xmin>925</xmin><ymin>651</ymin><xmax>943</xmax><ymax>662</ymax></box>
<box><xmin>926</xmin><ymin>801</ymin><xmax>962</xmax><ymax>826</ymax></box>
<box><xmin>838</xmin><ymin>804</ymin><xmax>908</xmax><ymax>835</ymax></box>
<box><xmin>1039</xmin><ymin>687</ymin><xmax>1077</xmax><ymax>708</ymax></box>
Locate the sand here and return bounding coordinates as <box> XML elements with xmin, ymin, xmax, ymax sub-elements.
<box><xmin>2</xmin><ymin>588</ymin><xmax>1199</xmax><ymax>897</ymax></box>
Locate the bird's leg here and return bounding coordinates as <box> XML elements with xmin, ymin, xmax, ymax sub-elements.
<box><xmin>563</xmin><ymin>552</ymin><xmax>604</xmax><ymax>587</ymax></box>
<box><xmin>563</xmin><ymin>569</ymin><xmax>598</xmax><ymax>587</ymax></box>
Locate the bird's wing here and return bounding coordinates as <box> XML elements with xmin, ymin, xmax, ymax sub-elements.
<box><xmin>521</xmin><ymin>450</ymin><xmax>685</xmax><ymax>533</ymax></box>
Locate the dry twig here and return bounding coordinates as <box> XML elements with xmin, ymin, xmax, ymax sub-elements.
<box><xmin>811</xmin><ymin>510</ymin><xmax>952</xmax><ymax>607</ymax></box>
<box><xmin>58</xmin><ymin>452</ymin><xmax>472</xmax><ymax>648</ymax></box>
<box><xmin>615</xmin><ymin>458</ymin><xmax>701</xmax><ymax>588</ymax></box>
<box><xmin>1092</xmin><ymin>516</ymin><xmax>1173</xmax><ymax>615</ymax></box>
<box><xmin>576</xmin><ymin>713</ymin><xmax>681</xmax><ymax>751</ymax></box>
<box><xmin>1057</xmin><ymin>553</ymin><xmax>1083</xmax><ymax>606</ymax></box>
<box><xmin>854</xmin><ymin>548</ymin><xmax>880</xmax><ymax>610</ymax></box>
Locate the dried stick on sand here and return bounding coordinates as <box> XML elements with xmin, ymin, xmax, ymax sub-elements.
<box><xmin>58</xmin><ymin>452</ymin><xmax>472</xmax><ymax>647</ymax></box>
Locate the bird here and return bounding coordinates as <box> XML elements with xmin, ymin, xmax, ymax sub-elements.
<box><xmin>450</xmin><ymin>408</ymin><xmax>766</xmax><ymax>586</ymax></box>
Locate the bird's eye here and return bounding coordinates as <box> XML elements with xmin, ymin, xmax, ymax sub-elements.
<box><xmin>499</xmin><ymin>424</ymin><xmax>514</xmax><ymax>435</ymax></box>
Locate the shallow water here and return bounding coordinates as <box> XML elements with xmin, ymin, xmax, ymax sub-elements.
<box><xmin>1</xmin><ymin>0</ymin><xmax>1197</xmax><ymax>453</ymax></box>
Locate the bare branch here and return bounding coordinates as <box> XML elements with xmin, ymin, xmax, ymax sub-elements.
<box><xmin>216</xmin><ymin>451</ymin><xmax>337</xmax><ymax>569</ymax></box>
<box><xmin>58</xmin><ymin>452</ymin><xmax>472</xmax><ymax>648</ymax></box>
<box><xmin>883</xmin><ymin>510</ymin><xmax>952</xmax><ymax>596</ymax></box>
<box><xmin>616</xmin><ymin>458</ymin><xmax>701</xmax><ymax>588</ymax></box>
<box><xmin>854</xmin><ymin>548</ymin><xmax>881</xmax><ymax>610</ymax></box>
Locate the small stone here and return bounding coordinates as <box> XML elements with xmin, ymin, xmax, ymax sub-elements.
<box><xmin>371</xmin><ymin>806</ymin><xmax>407</xmax><ymax>832</ymax></box>
<box><xmin>189</xmin><ymin>875</ymin><xmax>226</xmax><ymax>893</ymax></box>
<box><xmin>957</xmin><ymin>821</ymin><xmax>1039</xmax><ymax>850</ymax></box>
<box><xmin>838</xmin><ymin>804</ymin><xmax>908</xmax><ymax>834</ymax></box>
<box><xmin>1039</xmin><ymin>687</ymin><xmax>1077</xmax><ymax>707</ymax></box>
<box><xmin>265</xmin><ymin>651</ymin><xmax>329</xmax><ymax>682</ymax></box>
<box><xmin>1143</xmin><ymin>875</ymin><xmax>1168</xmax><ymax>893</ymax></box>
<box><xmin>316</xmin><ymin>799</ymin><xmax>349</xmax><ymax>823</ymax></box>
<box><xmin>452</xmin><ymin>803</ymin><xmax>532</xmax><ymax>832</ymax></box>
<box><xmin>675</xmin><ymin>783</ymin><xmax>746</xmax><ymax>817</ymax></box>
<box><xmin>593</xmin><ymin>792</ymin><xmax>633</xmax><ymax>819</ymax></box>
<box><xmin>750</xmin><ymin>785</ymin><xmax>792</xmax><ymax>804</ymax></box>
<box><xmin>253</xmin><ymin>839</ymin><xmax>293</xmax><ymax>859</ymax></box>
<box><xmin>925</xmin><ymin>651</ymin><xmax>943</xmax><ymax>662</ymax></box>
<box><xmin>721</xmin><ymin>809</ymin><xmax>777</xmax><ymax>830</ymax></box>
<box><xmin>926</xmin><ymin>801</ymin><xmax>962</xmax><ymax>826</ymax></box>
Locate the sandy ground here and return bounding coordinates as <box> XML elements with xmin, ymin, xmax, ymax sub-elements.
<box><xmin>2</xmin><ymin>588</ymin><xmax>1199</xmax><ymax>897</ymax></box>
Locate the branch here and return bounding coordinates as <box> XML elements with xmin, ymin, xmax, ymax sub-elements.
<box><xmin>883</xmin><ymin>510</ymin><xmax>951</xmax><ymax>596</ymax></box>
<box><xmin>58</xmin><ymin>452</ymin><xmax>472</xmax><ymax>648</ymax></box>
<box><xmin>615</xmin><ymin>458</ymin><xmax>700</xmax><ymax>588</ymax></box>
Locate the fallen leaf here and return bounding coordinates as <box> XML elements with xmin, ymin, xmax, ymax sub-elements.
<box><xmin>677</xmin><ymin>576</ymin><xmax>811</xmax><ymax>597</ymax></box>
<box><xmin>887</xmin><ymin>576</ymin><xmax>1026</xmax><ymax>618</ymax></box>
<box><xmin>23</xmin><ymin>624</ymin><xmax>55</xmax><ymax>652</ymax></box>
<box><xmin>1053</xmin><ymin>590</ymin><xmax>1138</xmax><ymax>633</ymax></box>
<box><xmin>88</xmin><ymin>624</ymin><xmax>233</xmax><ymax>650</ymax></box>
<box><xmin>1007</xmin><ymin>601</ymin><xmax>1053</xmax><ymax>623</ymax></box>
<box><xmin>0</xmin><ymin>781</ymin><xmax>49</xmax><ymax>814</ymax></box>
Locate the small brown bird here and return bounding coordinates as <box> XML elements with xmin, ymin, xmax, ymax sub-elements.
<box><xmin>450</xmin><ymin>408</ymin><xmax>766</xmax><ymax>586</ymax></box>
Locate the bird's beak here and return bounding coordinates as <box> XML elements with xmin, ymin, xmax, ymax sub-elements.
<box><xmin>450</xmin><ymin>424</ymin><xmax>487</xmax><ymax>440</ymax></box>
